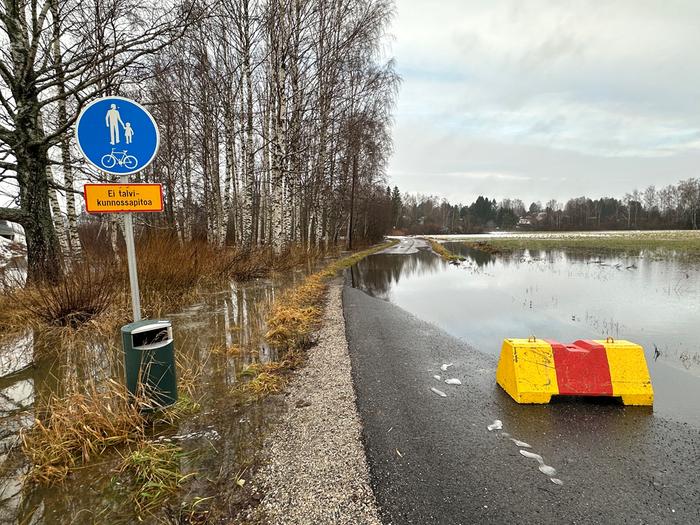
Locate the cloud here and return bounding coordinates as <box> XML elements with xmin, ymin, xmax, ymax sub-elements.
<box><xmin>388</xmin><ymin>0</ymin><xmax>700</xmax><ymax>202</ymax></box>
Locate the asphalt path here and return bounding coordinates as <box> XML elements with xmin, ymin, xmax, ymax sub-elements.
<box><xmin>343</xmin><ymin>264</ymin><xmax>700</xmax><ymax>524</ymax></box>
<box><xmin>379</xmin><ymin>237</ymin><xmax>430</xmax><ymax>255</ymax></box>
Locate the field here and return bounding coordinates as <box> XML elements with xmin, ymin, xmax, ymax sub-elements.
<box><xmin>430</xmin><ymin>230</ymin><xmax>700</xmax><ymax>257</ymax></box>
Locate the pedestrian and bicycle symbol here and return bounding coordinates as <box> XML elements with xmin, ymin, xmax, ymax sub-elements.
<box><xmin>75</xmin><ymin>96</ymin><xmax>160</xmax><ymax>176</ymax></box>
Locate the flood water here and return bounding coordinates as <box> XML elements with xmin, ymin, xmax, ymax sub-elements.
<box><xmin>350</xmin><ymin>240</ymin><xmax>700</xmax><ymax>425</ymax></box>
<box><xmin>0</xmin><ymin>263</ymin><xmax>319</xmax><ymax>524</ymax></box>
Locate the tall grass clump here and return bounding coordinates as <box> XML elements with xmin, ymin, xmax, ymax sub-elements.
<box><xmin>21</xmin><ymin>380</ymin><xmax>145</xmax><ymax>484</ymax></box>
<box><xmin>137</xmin><ymin>235</ymin><xmax>202</xmax><ymax>293</ymax></box>
<box><xmin>136</xmin><ymin>234</ymin><xmax>303</xmax><ymax>293</ymax></box>
<box><xmin>21</xmin><ymin>348</ymin><xmax>204</xmax><ymax>484</ymax></box>
<box><xmin>264</xmin><ymin>274</ymin><xmax>326</xmax><ymax>350</ymax></box>
<box><xmin>8</xmin><ymin>258</ymin><xmax>119</xmax><ymax>330</ymax></box>
<box><xmin>2</xmin><ymin>231</ymin><xmax>338</xmax><ymax>333</ymax></box>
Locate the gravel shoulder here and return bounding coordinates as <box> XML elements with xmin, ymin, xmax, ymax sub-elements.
<box><xmin>245</xmin><ymin>280</ymin><xmax>381</xmax><ymax>525</ymax></box>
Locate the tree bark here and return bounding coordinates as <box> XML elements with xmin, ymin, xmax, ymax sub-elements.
<box><xmin>50</xmin><ymin>0</ymin><xmax>81</xmax><ymax>258</ymax></box>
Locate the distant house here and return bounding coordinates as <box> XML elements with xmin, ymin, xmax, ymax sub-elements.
<box><xmin>0</xmin><ymin>220</ymin><xmax>25</xmax><ymax>243</ymax></box>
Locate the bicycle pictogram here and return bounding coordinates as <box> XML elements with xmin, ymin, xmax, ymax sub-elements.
<box><xmin>101</xmin><ymin>149</ymin><xmax>138</xmax><ymax>170</ymax></box>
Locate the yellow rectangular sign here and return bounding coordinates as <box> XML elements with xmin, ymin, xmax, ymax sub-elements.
<box><xmin>84</xmin><ymin>183</ymin><xmax>163</xmax><ymax>213</ymax></box>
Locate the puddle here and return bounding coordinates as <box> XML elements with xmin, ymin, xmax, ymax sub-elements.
<box><xmin>0</xmin><ymin>264</ymin><xmax>319</xmax><ymax>523</ymax></box>
<box><xmin>350</xmin><ymin>240</ymin><xmax>700</xmax><ymax>426</ymax></box>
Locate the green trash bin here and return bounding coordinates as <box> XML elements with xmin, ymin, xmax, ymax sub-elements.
<box><xmin>121</xmin><ymin>319</ymin><xmax>178</xmax><ymax>409</ymax></box>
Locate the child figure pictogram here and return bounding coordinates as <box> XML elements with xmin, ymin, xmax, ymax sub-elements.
<box><xmin>124</xmin><ymin>122</ymin><xmax>134</xmax><ymax>144</ymax></box>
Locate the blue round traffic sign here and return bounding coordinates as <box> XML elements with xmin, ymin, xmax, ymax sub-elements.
<box><xmin>75</xmin><ymin>96</ymin><xmax>159</xmax><ymax>176</ymax></box>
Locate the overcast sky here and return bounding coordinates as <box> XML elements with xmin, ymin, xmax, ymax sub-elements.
<box><xmin>387</xmin><ymin>0</ymin><xmax>700</xmax><ymax>205</ymax></box>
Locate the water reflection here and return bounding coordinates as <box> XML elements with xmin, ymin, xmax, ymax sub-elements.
<box><xmin>349</xmin><ymin>249</ymin><xmax>447</xmax><ymax>299</ymax></box>
<box><xmin>351</xmin><ymin>242</ymin><xmax>700</xmax><ymax>425</ymax></box>
<box><xmin>0</xmin><ymin>264</ymin><xmax>315</xmax><ymax>524</ymax></box>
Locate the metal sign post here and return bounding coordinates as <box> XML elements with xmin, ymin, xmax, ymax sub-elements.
<box><xmin>75</xmin><ymin>96</ymin><xmax>161</xmax><ymax>322</ymax></box>
<box><xmin>120</xmin><ymin>176</ymin><xmax>142</xmax><ymax>321</ymax></box>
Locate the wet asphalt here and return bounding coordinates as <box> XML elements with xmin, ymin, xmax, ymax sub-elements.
<box><xmin>342</xmin><ymin>256</ymin><xmax>700</xmax><ymax>525</ymax></box>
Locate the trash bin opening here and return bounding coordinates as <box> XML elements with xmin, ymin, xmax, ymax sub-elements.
<box><xmin>132</xmin><ymin>325</ymin><xmax>172</xmax><ymax>349</ymax></box>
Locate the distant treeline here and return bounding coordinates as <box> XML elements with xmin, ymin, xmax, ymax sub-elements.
<box><xmin>388</xmin><ymin>178</ymin><xmax>700</xmax><ymax>234</ymax></box>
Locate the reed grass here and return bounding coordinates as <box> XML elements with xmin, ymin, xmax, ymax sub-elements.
<box><xmin>21</xmin><ymin>342</ymin><xmax>205</xmax><ymax>484</ymax></box>
<box><xmin>1</xmin><ymin>235</ymin><xmax>337</xmax><ymax>336</ymax></box>
<box><xmin>0</xmin><ymin>292</ymin><xmax>21</xmax><ymax>335</ymax></box>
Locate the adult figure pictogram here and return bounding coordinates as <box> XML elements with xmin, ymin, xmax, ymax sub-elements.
<box><xmin>106</xmin><ymin>104</ymin><xmax>125</xmax><ymax>145</ymax></box>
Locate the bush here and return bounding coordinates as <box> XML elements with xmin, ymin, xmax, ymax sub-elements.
<box><xmin>11</xmin><ymin>259</ymin><xmax>118</xmax><ymax>328</ymax></box>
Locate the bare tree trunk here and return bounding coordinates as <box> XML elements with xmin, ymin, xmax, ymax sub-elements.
<box><xmin>50</xmin><ymin>0</ymin><xmax>81</xmax><ymax>258</ymax></box>
<box><xmin>270</xmin><ymin>0</ymin><xmax>288</xmax><ymax>252</ymax></box>
<box><xmin>239</xmin><ymin>0</ymin><xmax>256</xmax><ymax>246</ymax></box>
<box><xmin>346</xmin><ymin>153</ymin><xmax>358</xmax><ymax>250</ymax></box>
<box><xmin>47</xmin><ymin>165</ymin><xmax>69</xmax><ymax>254</ymax></box>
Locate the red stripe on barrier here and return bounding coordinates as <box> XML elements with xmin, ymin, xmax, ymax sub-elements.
<box><xmin>547</xmin><ymin>340</ymin><xmax>613</xmax><ymax>396</ymax></box>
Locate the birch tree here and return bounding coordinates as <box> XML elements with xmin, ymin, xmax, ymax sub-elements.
<box><xmin>0</xmin><ymin>0</ymin><xmax>195</xmax><ymax>282</ymax></box>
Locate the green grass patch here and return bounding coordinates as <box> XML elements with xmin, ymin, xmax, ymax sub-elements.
<box><xmin>461</xmin><ymin>231</ymin><xmax>700</xmax><ymax>258</ymax></box>
<box><xmin>116</xmin><ymin>442</ymin><xmax>193</xmax><ymax>518</ymax></box>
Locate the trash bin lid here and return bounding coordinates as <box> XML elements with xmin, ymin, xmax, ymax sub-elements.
<box><xmin>121</xmin><ymin>319</ymin><xmax>171</xmax><ymax>334</ymax></box>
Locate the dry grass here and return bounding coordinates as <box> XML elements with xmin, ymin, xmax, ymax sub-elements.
<box><xmin>270</xmin><ymin>244</ymin><xmax>340</xmax><ymax>273</ymax></box>
<box><xmin>17</xmin><ymin>240</ymin><xmax>392</xmax><ymax>488</ymax></box>
<box><xmin>264</xmin><ymin>275</ymin><xmax>325</xmax><ymax>350</ymax></box>
<box><xmin>136</xmin><ymin>235</ymin><xmax>271</xmax><ymax>290</ymax></box>
<box><xmin>9</xmin><ymin>260</ymin><xmax>119</xmax><ymax>329</ymax></box>
<box><xmin>425</xmin><ymin>238</ymin><xmax>465</xmax><ymax>262</ymax></box>
<box><xmin>234</xmin><ymin>352</ymin><xmax>304</xmax><ymax>402</ymax></box>
<box><xmin>246</xmin><ymin>371</ymin><xmax>286</xmax><ymax>397</ymax></box>
<box><xmin>265</xmin><ymin>241</ymin><xmax>396</xmax><ymax>351</ymax></box>
<box><xmin>0</xmin><ymin>235</ymin><xmax>337</xmax><ymax>336</ymax></box>
<box><xmin>20</xmin><ymin>380</ymin><xmax>146</xmax><ymax>484</ymax></box>
<box><xmin>21</xmin><ymin>385</ymin><xmax>201</xmax><ymax>486</ymax></box>
<box><xmin>233</xmin><ymin>240</ymin><xmax>397</xmax><ymax>402</ymax></box>
<box><xmin>0</xmin><ymin>292</ymin><xmax>22</xmax><ymax>336</ymax></box>
<box><xmin>21</xmin><ymin>344</ymin><xmax>204</xmax><ymax>485</ymax></box>
<box><xmin>210</xmin><ymin>342</ymin><xmax>244</xmax><ymax>357</ymax></box>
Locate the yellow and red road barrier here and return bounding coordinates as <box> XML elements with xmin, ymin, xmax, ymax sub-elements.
<box><xmin>496</xmin><ymin>337</ymin><xmax>653</xmax><ymax>406</ymax></box>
